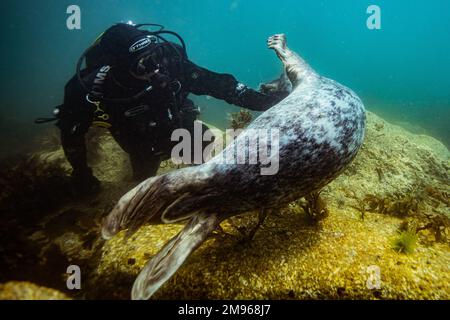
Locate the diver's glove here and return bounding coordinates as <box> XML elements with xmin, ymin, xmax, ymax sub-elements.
<box><xmin>258</xmin><ymin>73</ymin><xmax>292</xmax><ymax>100</ymax></box>
<box><xmin>72</xmin><ymin>167</ymin><xmax>101</xmax><ymax>194</ymax></box>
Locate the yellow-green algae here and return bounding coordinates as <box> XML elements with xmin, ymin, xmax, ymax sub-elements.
<box><xmin>392</xmin><ymin>230</ymin><xmax>418</xmax><ymax>254</ymax></box>
<box><xmin>0</xmin><ymin>282</ymin><xmax>70</xmax><ymax>300</ymax></box>
<box><xmin>1</xmin><ymin>111</ymin><xmax>449</xmax><ymax>300</ymax></box>
<box><xmin>86</xmin><ymin>112</ymin><xmax>449</xmax><ymax>300</ymax></box>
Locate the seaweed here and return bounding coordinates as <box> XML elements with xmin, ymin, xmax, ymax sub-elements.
<box><xmin>336</xmin><ymin>195</ymin><xmax>346</xmax><ymax>209</ymax></box>
<box><xmin>353</xmin><ymin>181</ymin><xmax>450</xmax><ymax>244</ymax></box>
<box><xmin>35</xmin><ymin>127</ymin><xmax>61</xmax><ymax>152</ymax></box>
<box><xmin>416</xmin><ymin>212</ymin><xmax>450</xmax><ymax>243</ymax></box>
<box><xmin>0</xmin><ymin>154</ymin><xmax>76</xmax><ymax>281</ymax></box>
<box><xmin>0</xmin><ymin>154</ymin><xmax>73</xmax><ymax>221</ymax></box>
<box><xmin>362</xmin><ymin>191</ymin><xmax>423</xmax><ymax>218</ymax></box>
<box><xmin>297</xmin><ymin>191</ymin><xmax>329</xmax><ymax>223</ymax></box>
<box><xmin>349</xmin><ymin>191</ymin><xmax>422</xmax><ymax>220</ymax></box>
<box><xmin>349</xmin><ymin>201</ymin><xmax>367</xmax><ymax>220</ymax></box>
<box><xmin>424</xmin><ymin>186</ymin><xmax>450</xmax><ymax>207</ymax></box>
<box><xmin>226</xmin><ymin>211</ymin><xmax>264</xmax><ymax>241</ymax></box>
<box><xmin>392</xmin><ymin>230</ymin><xmax>418</xmax><ymax>254</ymax></box>
<box><xmin>229</xmin><ymin>109</ymin><xmax>253</xmax><ymax>130</ymax></box>
<box><xmin>375</xmin><ymin>167</ymin><xmax>384</xmax><ymax>182</ymax></box>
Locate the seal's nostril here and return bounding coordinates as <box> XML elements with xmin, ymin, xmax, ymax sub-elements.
<box><xmin>101</xmin><ymin>226</ymin><xmax>116</xmax><ymax>240</ymax></box>
<box><xmin>101</xmin><ymin>218</ymin><xmax>118</xmax><ymax>240</ymax></box>
<box><xmin>101</xmin><ymin>226</ymin><xmax>111</xmax><ymax>240</ymax></box>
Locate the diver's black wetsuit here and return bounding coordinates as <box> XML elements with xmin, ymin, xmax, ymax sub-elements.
<box><xmin>58</xmin><ymin>41</ymin><xmax>285</xmax><ymax>186</ymax></box>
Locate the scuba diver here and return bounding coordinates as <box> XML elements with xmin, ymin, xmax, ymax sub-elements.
<box><xmin>50</xmin><ymin>23</ymin><xmax>288</xmax><ymax>191</ymax></box>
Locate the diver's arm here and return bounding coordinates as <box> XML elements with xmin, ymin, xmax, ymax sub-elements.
<box><xmin>184</xmin><ymin>61</ymin><xmax>286</xmax><ymax>111</ymax></box>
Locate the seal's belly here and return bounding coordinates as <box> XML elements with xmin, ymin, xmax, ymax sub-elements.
<box><xmin>212</xmin><ymin>77</ymin><xmax>366</xmax><ymax>208</ymax></box>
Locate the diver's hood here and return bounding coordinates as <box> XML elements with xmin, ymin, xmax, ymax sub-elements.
<box><xmin>99</xmin><ymin>23</ymin><xmax>154</xmax><ymax>68</ymax></box>
<box><xmin>78</xmin><ymin>22</ymin><xmax>187</xmax><ymax>103</ymax></box>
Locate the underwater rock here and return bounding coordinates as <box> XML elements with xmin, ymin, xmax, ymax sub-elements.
<box><xmin>328</xmin><ymin>112</ymin><xmax>449</xmax><ymax>216</ymax></box>
<box><xmin>86</xmin><ymin>111</ymin><xmax>449</xmax><ymax>300</ymax></box>
<box><xmin>2</xmin><ymin>108</ymin><xmax>448</xmax><ymax>299</ymax></box>
<box><xmin>0</xmin><ymin>130</ymin><xmax>133</xmax><ymax>293</ymax></box>
<box><xmin>39</xmin><ymin>129</ymin><xmax>131</xmax><ymax>183</ymax></box>
<box><xmin>0</xmin><ymin>281</ymin><xmax>70</xmax><ymax>300</ymax></box>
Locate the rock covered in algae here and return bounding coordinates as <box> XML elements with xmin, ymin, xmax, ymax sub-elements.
<box><xmin>2</xmin><ymin>112</ymin><xmax>448</xmax><ymax>299</ymax></box>
<box><xmin>39</xmin><ymin>128</ymin><xmax>132</xmax><ymax>183</ymax></box>
<box><xmin>84</xmin><ymin>111</ymin><xmax>449</xmax><ymax>300</ymax></box>
<box><xmin>0</xmin><ymin>281</ymin><xmax>70</xmax><ymax>300</ymax></box>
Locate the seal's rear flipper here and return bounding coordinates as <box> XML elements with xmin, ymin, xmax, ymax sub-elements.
<box><xmin>131</xmin><ymin>213</ymin><xmax>220</xmax><ymax>300</ymax></box>
<box><xmin>267</xmin><ymin>34</ymin><xmax>316</xmax><ymax>88</ymax></box>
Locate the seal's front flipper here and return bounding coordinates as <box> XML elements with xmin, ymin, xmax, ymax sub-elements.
<box><xmin>259</xmin><ymin>72</ymin><xmax>292</xmax><ymax>96</ymax></box>
<box><xmin>131</xmin><ymin>213</ymin><xmax>220</xmax><ymax>300</ymax></box>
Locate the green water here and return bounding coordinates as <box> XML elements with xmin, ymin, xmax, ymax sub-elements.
<box><xmin>1</xmin><ymin>0</ymin><xmax>449</xmax><ymax>153</ymax></box>
<box><xmin>0</xmin><ymin>1</ymin><xmax>449</xmax><ymax>301</ymax></box>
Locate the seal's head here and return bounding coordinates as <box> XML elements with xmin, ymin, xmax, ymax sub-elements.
<box><xmin>101</xmin><ymin>211</ymin><xmax>121</xmax><ymax>240</ymax></box>
<box><xmin>101</xmin><ymin>176</ymin><xmax>179</xmax><ymax>240</ymax></box>
<box><xmin>101</xmin><ymin>200</ymin><xmax>130</xmax><ymax>240</ymax></box>
<box><xmin>101</xmin><ymin>180</ymin><xmax>150</xmax><ymax>240</ymax></box>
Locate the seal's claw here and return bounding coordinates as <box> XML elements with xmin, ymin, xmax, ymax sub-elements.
<box><xmin>267</xmin><ymin>33</ymin><xmax>287</xmax><ymax>50</ymax></box>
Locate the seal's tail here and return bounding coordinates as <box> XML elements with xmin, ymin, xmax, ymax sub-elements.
<box><xmin>132</xmin><ymin>212</ymin><xmax>219</xmax><ymax>300</ymax></box>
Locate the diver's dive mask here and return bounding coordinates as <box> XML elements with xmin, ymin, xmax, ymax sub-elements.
<box><xmin>132</xmin><ymin>54</ymin><xmax>159</xmax><ymax>78</ymax></box>
<box><xmin>130</xmin><ymin>51</ymin><xmax>171</xmax><ymax>89</ymax></box>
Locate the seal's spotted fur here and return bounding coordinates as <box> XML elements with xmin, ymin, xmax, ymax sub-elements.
<box><xmin>102</xmin><ymin>34</ymin><xmax>366</xmax><ymax>300</ymax></box>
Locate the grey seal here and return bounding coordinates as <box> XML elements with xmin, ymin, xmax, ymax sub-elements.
<box><xmin>101</xmin><ymin>34</ymin><xmax>366</xmax><ymax>300</ymax></box>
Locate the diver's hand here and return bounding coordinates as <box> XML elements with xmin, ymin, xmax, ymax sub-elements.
<box><xmin>72</xmin><ymin>167</ymin><xmax>101</xmax><ymax>194</ymax></box>
<box><xmin>259</xmin><ymin>82</ymin><xmax>279</xmax><ymax>95</ymax></box>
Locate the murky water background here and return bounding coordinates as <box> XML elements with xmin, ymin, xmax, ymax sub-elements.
<box><xmin>1</xmin><ymin>0</ymin><xmax>449</xmax><ymax>155</ymax></box>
